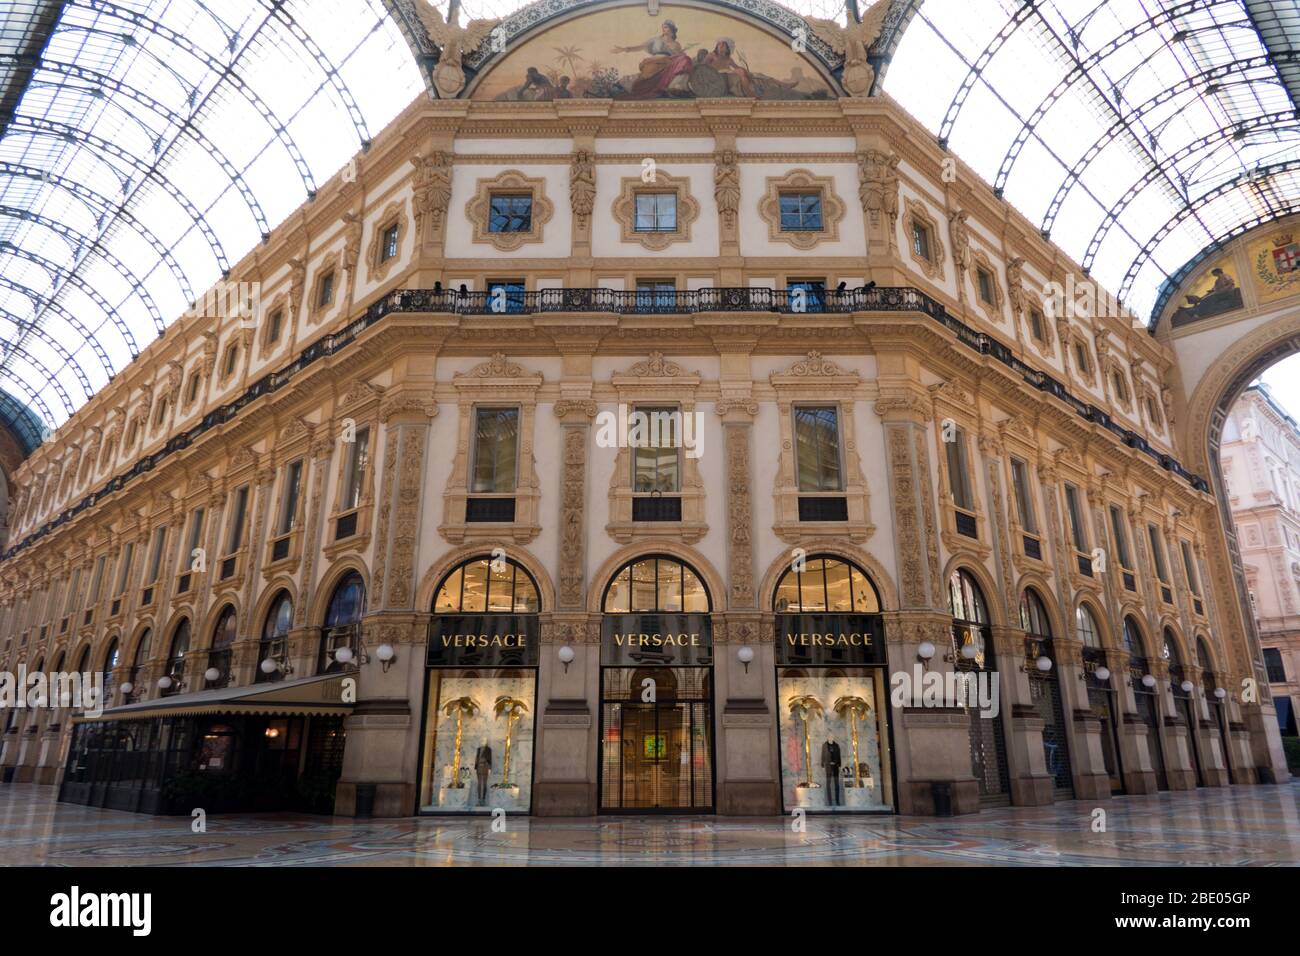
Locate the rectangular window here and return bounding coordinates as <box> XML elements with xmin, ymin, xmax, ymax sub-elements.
<box><xmin>1009</xmin><ymin>457</ymin><xmax>1037</xmax><ymax>533</ymax></box>
<box><xmin>1180</xmin><ymin>540</ymin><xmax>1201</xmax><ymax>595</ymax></box>
<box><xmin>1264</xmin><ymin>647</ymin><xmax>1287</xmax><ymax>683</ymax></box>
<box><xmin>486</xmin><ymin>280</ymin><xmax>526</xmax><ymax>314</ymax></box>
<box><xmin>113</xmin><ymin>543</ymin><xmax>134</xmax><ymax>596</ymax></box>
<box><xmin>632</xmin><ymin>406</ymin><xmax>682</xmax><ymax>494</ymax></box>
<box><xmin>342</xmin><ymin>428</ymin><xmax>370</xmax><ymax>511</ymax></box>
<box><xmin>317</xmin><ymin>271</ymin><xmax>335</xmax><ymax>308</ymax></box>
<box><xmin>182</xmin><ymin>507</ymin><xmax>206</xmax><ymax>569</ymax></box>
<box><xmin>147</xmin><ymin>526</ymin><xmax>167</xmax><ymax>584</ymax></box>
<box><xmin>1109</xmin><ymin>506</ymin><xmax>1132</xmax><ymax>568</ymax></box>
<box><xmin>267</xmin><ymin>308</ymin><xmax>283</xmax><ymax>344</ymax></box>
<box><xmin>976</xmin><ymin>267</ymin><xmax>994</xmax><ymax>304</ymax></box>
<box><xmin>488</xmin><ymin>194</ymin><xmax>532</xmax><ymax>233</ymax></box>
<box><xmin>226</xmin><ymin>485</ymin><xmax>249</xmax><ymax>553</ymax></box>
<box><xmin>946</xmin><ymin>428</ymin><xmax>974</xmax><ymax>512</ymax></box>
<box><xmin>1064</xmin><ymin>483</ymin><xmax>1088</xmax><ymax>551</ymax></box>
<box><xmin>794</xmin><ymin>406</ymin><xmax>842</xmax><ymax>492</ymax></box>
<box><xmin>1148</xmin><ymin>524</ymin><xmax>1169</xmax><ymax>583</ymax></box>
<box><xmin>634</xmin><ymin>193</ymin><xmax>677</xmax><ymax>232</ymax></box>
<box><xmin>87</xmin><ymin>555</ymin><xmax>107</xmax><ymax>606</ymax></box>
<box><xmin>787</xmin><ymin>279</ymin><xmax>825</xmax><ymax>312</ymax></box>
<box><xmin>381</xmin><ymin>222</ymin><xmax>400</xmax><ymax>261</ymax></box>
<box><xmin>912</xmin><ymin>221</ymin><xmax>931</xmax><ymax>260</ymax></box>
<box><xmin>635</xmin><ymin>280</ymin><xmax>676</xmax><ymax>310</ymax></box>
<box><xmin>1029</xmin><ymin>308</ymin><xmax>1045</xmax><ymax>341</ymax></box>
<box><xmin>779</xmin><ymin>192</ymin><xmax>823</xmax><ymax>231</ymax></box>
<box><xmin>471</xmin><ymin>408</ymin><xmax>519</xmax><ymax>494</ymax></box>
<box><xmin>277</xmin><ymin>461</ymin><xmax>302</xmax><ymax>536</ymax></box>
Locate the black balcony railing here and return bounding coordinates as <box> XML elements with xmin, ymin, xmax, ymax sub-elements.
<box><xmin>3</xmin><ymin>285</ymin><xmax>1211</xmax><ymax>564</ymax></box>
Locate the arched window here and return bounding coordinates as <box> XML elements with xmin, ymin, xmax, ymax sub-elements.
<box><xmin>162</xmin><ymin>619</ymin><xmax>190</xmax><ymax>695</ymax></box>
<box><xmin>602</xmin><ymin>555</ymin><xmax>710</xmax><ymax>613</ymax></box>
<box><xmin>207</xmin><ymin>605</ymin><xmax>237</xmax><ymax>686</ymax></box>
<box><xmin>1076</xmin><ymin>604</ymin><xmax>1102</xmax><ymax>649</ymax></box>
<box><xmin>1196</xmin><ymin>636</ymin><xmax>1213</xmax><ymax>673</ymax></box>
<box><xmin>257</xmin><ymin>591</ymin><xmax>293</xmax><ymax>683</ymax></box>
<box><xmin>1019</xmin><ymin>589</ymin><xmax>1053</xmax><ymax>639</ymax></box>
<box><xmin>126</xmin><ymin>629</ymin><xmax>151</xmax><ymax>700</ymax></box>
<box><xmin>773</xmin><ymin>556</ymin><xmax>879</xmax><ymax>613</ymax></box>
<box><xmin>101</xmin><ymin>637</ymin><xmax>119</xmax><ymax>704</ymax></box>
<box><xmin>1122</xmin><ymin>616</ymin><xmax>1145</xmax><ymax>658</ymax></box>
<box><xmin>319</xmin><ymin>571</ymin><xmax>366</xmax><ymax>673</ymax></box>
<box><xmin>948</xmin><ymin>568</ymin><xmax>991</xmax><ymax>669</ymax></box>
<box><xmin>434</xmin><ymin>556</ymin><xmax>540</xmax><ymax>614</ymax></box>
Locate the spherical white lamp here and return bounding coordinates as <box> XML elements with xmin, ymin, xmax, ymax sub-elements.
<box><xmin>157</xmin><ymin>675</ymin><xmax>173</xmax><ymax>690</ymax></box>
<box><xmin>376</xmin><ymin>643</ymin><xmax>395</xmax><ymax>663</ymax></box>
<box><xmin>1214</xmin><ymin>687</ymin><xmax>1227</xmax><ymax>700</ymax></box>
<box><xmin>260</xmin><ymin>658</ymin><xmax>279</xmax><ymax>675</ymax></box>
<box><xmin>736</xmin><ymin>646</ymin><xmax>754</xmax><ymax>670</ymax></box>
<box><xmin>1094</xmin><ymin>666</ymin><xmax>1111</xmax><ymax>682</ymax></box>
<box><xmin>119</xmin><ymin>681</ymin><xmax>133</xmax><ymax>696</ymax></box>
<box><xmin>204</xmin><ymin>667</ymin><xmax>221</xmax><ymax>683</ymax></box>
<box><xmin>1180</xmin><ymin>679</ymin><xmax>1194</xmax><ymax>694</ymax></box>
<box><xmin>917</xmin><ymin>640</ymin><xmax>936</xmax><ymax>661</ymax></box>
<box><xmin>333</xmin><ymin>646</ymin><xmax>354</xmax><ymax>665</ymax></box>
<box><xmin>1141</xmin><ymin>673</ymin><xmax>1156</xmax><ymax>688</ymax></box>
<box><xmin>961</xmin><ymin>642</ymin><xmax>980</xmax><ymax>660</ymax></box>
<box><xmin>1035</xmin><ymin>655</ymin><xmax>1052</xmax><ymax>672</ymax></box>
<box><xmin>557</xmin><ymin>644</ymin><xmax>575</xmax><ymax>673</ymax></box>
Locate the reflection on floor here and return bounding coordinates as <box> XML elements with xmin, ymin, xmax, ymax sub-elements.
<box><xmin>0</xmin><ymin>782</ymin><xmax>1296</xmax><ymax>866</ymax></box>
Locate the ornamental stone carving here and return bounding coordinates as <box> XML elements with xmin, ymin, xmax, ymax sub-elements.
<box><xmin>857</xmin><ymin>149</ymin><xmax>900</xmax><ymax>228</ymax></box>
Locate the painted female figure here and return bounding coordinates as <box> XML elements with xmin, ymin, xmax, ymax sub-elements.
<box><xmin>611</xmin><ymin>20</ymin><xmax>695</xmax><ymax>98</ymax></box>
<box><xmin>701</xmin><ymin>38</ymin><xmax>756</xmax><ymax>97</ymax></box>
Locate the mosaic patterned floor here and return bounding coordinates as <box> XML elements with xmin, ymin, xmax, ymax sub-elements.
<box><xmin>0</xmin><ymin>782</ymin><xmax>1296</xmax><ymax>866</ymax></box>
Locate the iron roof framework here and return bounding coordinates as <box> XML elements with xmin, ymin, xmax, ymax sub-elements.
<box><xmin>884</xmin><ymin>0</ymin><xmax>1300</xmax><ymax>324</ymax></box>
<box><xmin>0</xmin><ymin>0</ymin><xmax>423</xmax><ymax>447</ymax></box>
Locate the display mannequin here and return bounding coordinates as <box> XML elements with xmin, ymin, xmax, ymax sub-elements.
<box><xmin>821</xmin><ymin>738</ymin><xmax>842</xmax><ymax>806</ymax></box>
<box><xmin>474</xmin><ymin>741</ymin><xmax>493</xmax><ymax>804</ymax></box>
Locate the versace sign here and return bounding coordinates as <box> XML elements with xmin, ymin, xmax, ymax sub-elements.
<box><xmin>427</xmin><ymin>615</ymin><xmax>539</xmax><ymax>667</ymax></box>
<box><xmin>775</xmin><ymin>614</ymin><xmax>885</xmax><ymax>666</ymax></box>
<box><xmin>600</xmin><ymin>613</ymin><xmax>713</xmax><ymax>666</ymax></box>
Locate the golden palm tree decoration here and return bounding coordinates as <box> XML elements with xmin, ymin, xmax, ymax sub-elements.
<box><xmin>494</xmin><ymin>695</ymin><xmax>529</xmax><ymax>788</ymax></box>
<box><xmin>787</xmin><ymin>694</ymin><xmax>824</xmax><ymax>788</ymax></box>
<box><xmin>834</xmin><ymin>696</ymin><xmax>871</xmax><ymax>788</ymax></box>
<box><xmin>553</xmin><ymin>45</ymin><xmax>585</xmax><ymax>77</ymax></box>
<box><xmin>442</xmin><ymin>695</ymin><xmax>480</xmax><ymax>788</ymax></box>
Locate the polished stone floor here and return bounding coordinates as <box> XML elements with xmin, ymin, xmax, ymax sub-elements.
<box><xmin>0</xmin><ymin>782</ymin><xmax>1296</xmax><ymax>866</ymax></box>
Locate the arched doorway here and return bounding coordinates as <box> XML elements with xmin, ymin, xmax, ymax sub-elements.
<box><xmin>419</xmin><ymin>555</ymin><xmax>540</xmax><ymax>814</ymax></box>
<box><xmin>1164</xmin><ymin>629</ymin><xmax>1204</xmax><ymax>787</ymax></box>
<box><xmin>1125</xmin><ymin>617</ymin><xmax>1168</xmax><ymax>790</ymax></box>
<box><xmin>318</xmin><ymin>571</ymin><xmax>365</xmax><ymax>674</ymax></box>
<box><xmin>1077</xmin><ymin>603</ymin><xmax>1124</xmax><ymax>794</ymax></box>
<box><xmin>1020</xmin><ymin>588</ymin><xmax>1073</xmax><ymax>796</ymax></box>
<box><xmin>772</xmin><ymin>555</ymin><xmax>892</xmax><ymax>812</ymax></box>
<box><xmin>948</xmin><ymin>569</ymin><xmax>1010</xmax><ymax>805</ymax></box>
<box><xmin>598</xmin><ymin>555</ymin><xmax>714</xmax><ymax>812</ymax></box>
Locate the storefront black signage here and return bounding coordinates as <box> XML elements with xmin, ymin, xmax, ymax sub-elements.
<box><xmin>775</xmin><ymin>614</ymin><xmax>885</xmax><ymax>666</ymax></box>
<box><xmin>427</xmin><ymin>615</ymin><xmax>539</xmax><ymax>667</ymax></box>
<box><xmin>601</xmin><ymin>613</ymin><xmax>713</xmax><ymax>666</ymax></box>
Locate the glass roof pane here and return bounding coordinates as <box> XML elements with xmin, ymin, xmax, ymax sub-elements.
<box><xmin>886</xmin><ymin>0</ymin><xmax>1300</xmax><ymax>324</ymax></box>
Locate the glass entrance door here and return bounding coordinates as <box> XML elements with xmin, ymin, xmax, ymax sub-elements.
<box><xmin>599</xmin><ymin>667</ymin><xmax>713</xmax><ymax>811</ymax></box>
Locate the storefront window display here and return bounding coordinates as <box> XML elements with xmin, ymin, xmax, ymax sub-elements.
<box><xmin>418</xmin><ymin>556</ymin><xmax>539</xmax><ymax>814</ymax></box>
<box><xmin>773</xmin><ymin>556</ymin><xmax>893</xmax><ymax>812</ymax></box>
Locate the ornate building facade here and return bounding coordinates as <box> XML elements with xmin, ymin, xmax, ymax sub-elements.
<box><xmin>0</xmin><ymin>0</ymin><xmax>1287</xmax><ymax>817</ymax></box>
<box><xmin>1220</xmin><ymin>385</ymin><xmax>1300</xmax><ymax>738</ymax></box>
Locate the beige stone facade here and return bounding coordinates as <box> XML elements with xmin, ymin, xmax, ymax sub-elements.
<box><xmin>0</xmin><ymin>5</ymin><xmax>1286</xmax><ymax>814</ymax></box>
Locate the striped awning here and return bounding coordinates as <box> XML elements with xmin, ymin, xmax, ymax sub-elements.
<box><xmin>74</xmin><ymin>673</ymin><xmax>352</xmax><ymax>723</ymax></box>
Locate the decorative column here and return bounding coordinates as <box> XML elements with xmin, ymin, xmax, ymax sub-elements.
<box><xmin>336</xmin><ymin>387</ymin><xmax>436</xmax><ymax>818</ymax></box>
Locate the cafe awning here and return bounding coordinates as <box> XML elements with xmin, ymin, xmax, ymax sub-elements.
<box><xmin>74</xmin><ymin>673</ymin><xmax>354</xmax><ymax>723</ymax></box>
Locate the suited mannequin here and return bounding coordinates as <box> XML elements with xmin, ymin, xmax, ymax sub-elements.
<box><xmin>821</xmin><ymin>739</ymin><xmax>842</xmax><ymax>806</ymax></box>
<box><xmin>474</xmin><ymin>742</ymin><xmax>493</xmax><ymax>804</ymax></box>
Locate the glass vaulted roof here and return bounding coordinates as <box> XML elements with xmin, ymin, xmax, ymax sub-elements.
<box><xmin>886</xmin><ymin>0</ymin><xmax>1300</xmax><ymax>324</ymax></box>
<box><xmin>0</xmin><ymin>0</ymin><xmax>423</xmax><ymax>440</ymax></box>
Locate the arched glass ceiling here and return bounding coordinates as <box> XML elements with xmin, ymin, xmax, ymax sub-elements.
<box><xmin>885</xmin><ymin>0</ymin><xmax>1300</xmax><ymax>324</ymax></box>
<box><xmin>438</xmin><ymin>0</ymin><xmax>855</xmax><ymax>23</ymax></box>
<box><xmin>0</xmin><ymin>0</ymin><xmax>423</xmax><ymax>437</ymax></box>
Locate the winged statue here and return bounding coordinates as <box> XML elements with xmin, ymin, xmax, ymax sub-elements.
<box><xmin>807</xmin><ymin>0</ymin><xmax>891</xmax><ymax>98</ymax></box>
<box><xmin>414</xmin><ymin>1</ymin><xmax>502</xmax><ymax>98</ymax></box>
